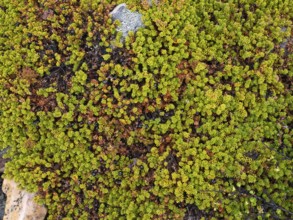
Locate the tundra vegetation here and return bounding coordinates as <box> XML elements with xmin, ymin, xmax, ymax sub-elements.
<box><xmin>0</xmin><ymin>0</ymin><xmax>292</xmax><ymax>219</ymax></box>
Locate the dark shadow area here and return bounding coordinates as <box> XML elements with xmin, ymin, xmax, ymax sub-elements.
<box><xmin>0</xmin><ymin>149</ymin><xmax>9</xmax><ymax>218</ymax></box>
<box><xmin>0</xmin><ymin>173</ymin><xmax>6</xmax><ymax>219</ymax></box>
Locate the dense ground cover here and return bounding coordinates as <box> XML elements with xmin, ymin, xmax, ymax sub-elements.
<box><xmin>0</xmin><ymin>0</ymin><xmax>292</xmax><ymax>219</ymax></box>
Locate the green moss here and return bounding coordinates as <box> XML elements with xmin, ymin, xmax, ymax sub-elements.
<box><xmin>0</xmin><ymin>0</ymin><xmax>292</xmax><ymax>219</ymax></box>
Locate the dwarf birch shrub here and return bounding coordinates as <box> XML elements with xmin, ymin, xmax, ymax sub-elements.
<box><xmin>0</xmin><ymin>0</ymin><xmax>292</xmax><ymax>219</ymax></box>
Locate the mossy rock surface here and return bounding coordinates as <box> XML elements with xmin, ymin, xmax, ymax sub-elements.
<box><xmin>0</xmin><ymin>0</ymin><xmax>292</xmax><ymax>219</ymax></box>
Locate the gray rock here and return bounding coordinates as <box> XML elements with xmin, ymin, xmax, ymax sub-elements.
<box><xmin>0</xmin><ymin>148</ymin><xmax>9</xmax><ymax>173</ymax></box>
<box><xmin>146</xmin><ymin>0</ymin><xmax>159</xmax><ymax>7</ymax></box>
<box><xmin>280</xmin><ymin>27</ymin><xmax>290</xmax><ymax>49</ymax></box>
<box><xmin>280</xmin><ymin>39</ymin><xmax>289</xmax><ymax>49</ymax></box>
<box><xmin>110</xmin><ymin>3</ymin><xmax>144</xmax><ymax>38</ymax></box>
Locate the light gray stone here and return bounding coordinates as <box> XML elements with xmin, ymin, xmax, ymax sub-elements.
<box><xmin>146</xmin><ymin>0</ymin><xmax>159</xmax><ymax>7</ymax></box>
<box><xmin>110</xmin><ymin>3</ymin><xmax>144</xmax><ymax>38</ymax></box>
<box><xmin>280</xmin><ymin>27</ymin><xmax>290</xmax><ymax>49</ymax></box>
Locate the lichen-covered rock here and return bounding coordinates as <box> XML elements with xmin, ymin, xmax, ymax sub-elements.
<box><xmin>110</xmin><ymin>3</ymin><xmax>144</xmax><ymax>38</ymax></box>
<box><xmin>2</xmin><ymin>179</ymin><xmax>46</xmax><ymax>220</ymax></box>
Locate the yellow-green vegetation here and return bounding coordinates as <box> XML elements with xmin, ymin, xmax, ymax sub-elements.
<box><xmin>0</xmin><ymin>0</ymin><xmax>292</xmax><ymax>219</ymax></box>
